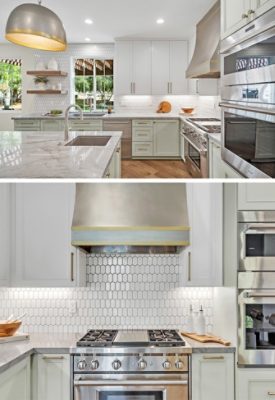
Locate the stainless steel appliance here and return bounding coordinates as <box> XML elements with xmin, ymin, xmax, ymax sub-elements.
<box><xmin>238</xmin><ymin>211</ymin><xmax>275</xmax><ymax>272</ymax></box>
<box><xmin>238</xmin><ymin>272</ymin><xmax>275</xmax><ymax>366</ymax></box>
<box><xmin>181</xmin><ymin>118</ymin><xmax>221</xmax><ymax>178</ymax></box>
<box><xmin>71</xmin><ymin>329</ymin><xmax>190</xmax><ymax>400</ymax></box>
<box><xmin>103</xmin><ymin>119</ymin><xmax>132</xmax><ymax>159</ymax></box>
<box><xmin>220</xmin><ymin>8</ymin><xmax>275</xmax><ymax>178</ymax></box>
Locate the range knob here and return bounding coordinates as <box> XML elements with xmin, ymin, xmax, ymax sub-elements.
<box><xmin>112</xmin><ymin>360</ymin><xmax>122</xmax><ymax>370</ymax></box>
<box><xmin>90</xmin><ymin>360</ymin><xmax>99</xmax><ymax>370</ymax></box>
<box><xmin>138</xmin><ymin>359</ymin><xmax>147</xmax><ymax>370</ymax></box>
<box><xmin>77</xmin><ymin>360</ymin><xmax>87</xmax><ymax>370</ymax></box>
<box><xmin>162</xmin><ymin>360</ymin><xmax>171</xmax><ymax>370</ymax></box>
<box><xmin>175</xmin><ymin>360</ymin><xmax>184</xmax><ymax>370</ymax></box>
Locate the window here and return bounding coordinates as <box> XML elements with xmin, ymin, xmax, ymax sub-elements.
<box><xmin>74</xmin><ymin>59</ymin><xmax>114</xmax><ymax>111</ymax></box>
<box><xmin>0</xmin><ymin>59</ymin><xmax>22</xmax><ymax>110</ymax></box>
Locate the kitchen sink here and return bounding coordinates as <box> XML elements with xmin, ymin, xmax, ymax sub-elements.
<box><xmin>69</xmin><ymin>112</ymin><xmax>106</xmax><ymax>118</ymax></box>
<box><xmin>66</xmin><ymin>136</ymin><xmax>111</xmax><ymax>146</ymax></box>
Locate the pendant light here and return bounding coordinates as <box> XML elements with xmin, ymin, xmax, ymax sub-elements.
<box><xmin>5</xmin><ymin>1</ymin><xmax>67</xmax><ymax>51</ymax></box>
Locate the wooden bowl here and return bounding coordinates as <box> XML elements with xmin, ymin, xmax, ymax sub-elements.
<box><xmin>181</xmin><ymin>107</ymin><xmax>195</xmax><ymax>114</ymax></box>
<box><xmin>0</xmin><ymin>321</ymin><xmax>22</xmax><ymax>337</ymax></box>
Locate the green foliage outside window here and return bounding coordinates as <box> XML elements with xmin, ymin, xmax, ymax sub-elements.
<box><xmin>0</xmin><ymin>60</ymin><xmax>22</xmax><ymax>110</ymax></box>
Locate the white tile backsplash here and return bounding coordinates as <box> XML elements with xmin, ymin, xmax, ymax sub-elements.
<box><xmin>0</xmin><ymin>254</ymin><xmax>213</xmax><ymax>333</ymax></box>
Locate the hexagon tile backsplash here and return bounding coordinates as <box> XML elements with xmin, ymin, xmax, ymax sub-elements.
<box><xmin>0</xmin><ymin>254</ymin><xmax>214</xmax><ymax>333</ymax></box>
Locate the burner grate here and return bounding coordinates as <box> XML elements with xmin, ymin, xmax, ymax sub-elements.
<box><xmin>148</xmin><ymin>330</ymin><xmax>184</xmax><ymax>343</ymax></box>
<box><xmin>77</xmin><ymin>330</ymin><xmax>118</xmax><ymax>347</ymax></box>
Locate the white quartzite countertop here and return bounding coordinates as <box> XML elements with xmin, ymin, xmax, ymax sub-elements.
<box><xmin>12</xmin><ymin>112</ymin><xmax>184</xmax><ymax>120</ymax></box>
<box><xmin>0</xmin><ymin>333</ymin><xmax>235</xmax><ymax>374</ymax></box>
<box><xmin>0</xmin><ymin>130</ymin><xmax>122</xmax><ymax>179</ymax></box>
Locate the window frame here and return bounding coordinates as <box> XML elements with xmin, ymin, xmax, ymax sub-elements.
<box><xmin>71</xmin><ymin>57</ymin><xmax>114</xmax><ymax>112</ymax></box>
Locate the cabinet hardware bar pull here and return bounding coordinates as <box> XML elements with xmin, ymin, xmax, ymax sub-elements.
<box><xmin>116</xmin><ymin>148</ymin><xmax>121</xmax><ymax>153</ymax></box>
<box><xmin>268</xmin><ymin>392</ymin><xmax>275</xmax><ymax>396</ymax></box>
<box><xmin>42</xmin><ymin>356</ymin><xmax>64</xmax><ymax>360</ymax></box>
<box><xmin>167</xmin><ymin>82</ymin><xmax>170</xmax><ymax>94</ymax></box>
<box><xmin>203</xmin><ymin>356</ymin><xmax>225</xmax><ymax>360</ymax></box>
<box><xmin>242</xmin><ymin>13</ymin><xmax>248</xmax><ymax>19</ymax></box>
<box><xmin>71</xmin><ymin>252</ymin><xmax>74</xmax><ymax>282</ymax></box>
<box><xmin>188</xmin><ymin>252</ymin><xmax>191</xmax><ymax>282</ymax></box>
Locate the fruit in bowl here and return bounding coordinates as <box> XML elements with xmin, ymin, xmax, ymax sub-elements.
<box><xmin>0</xmin><ymin>321</ymin><xmax>22</xmax><ymax>337</ymax></box>
<box><xmin>181</xmin><ymin>107</ymin><xmax>195</xmax><ymax>114</ymax></box>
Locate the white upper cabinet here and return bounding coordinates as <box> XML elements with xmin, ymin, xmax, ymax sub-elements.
<box><xmin>132</xmin><ymin>41</ymin><xmax>152</xmax><ymax>95</ymax></box>
<box><xmin>0</xmin><ymin>184</ymin><xmax>10</xmax><ymax>286</ymax></box>
<box><xmin>115</xmin><ymin>41</ymin><xmax>133</xmax><ymax>95</ymax></box>
<box><xmin>115</xmin><ymin>41</ymin><xmax>151</xmax><ymax>95</ymax></box>
<box><xmin>13</xmin><ymin>184</ymin><xmax>81</xmax><ymax>287</ymax></box>
<box><xmin>115</xmin><ymin>40</ymin><xmax>188</xmax><ymax>96</ymax></box>
<box><xmin>238</xmin><ymin>183</ymin><xmax>275</xmax><ymax>210</ymax></box>
<box><xmin>169</xmin><ymin>41</ymin><xmax>188</xmax><ymax>95</ymax></box>
<box><xmin>221</xmin><ymin>0</ymin><xmax>275</xmax><ymax>39</ymax></box>
<box><xmin>152</xmin><ymin>41</ymin><xmax>170</xmax><ymax>95</ymax></box>
<box><xmin>181</xmin><ymin>183</ymin><xmax>223</xmax><ymax>287</ymax></box>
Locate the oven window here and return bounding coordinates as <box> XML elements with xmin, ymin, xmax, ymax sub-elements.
<box><xmin>224</xmin><ymin>36</ymin><xmax>275</xmax><ymax>75</ymax></box>
<box><xmin>100</xmin><ymin>391</ymin><xmax>163</xmax><ymax>400</ymax></box>
<box><xmin>188</xmin><ymin>143</ymin><xmax>201</xmax><ymax>169</ymax></box>
<box><xmin>224</xmin><ymin>112</ymin><xmax>275</xmax><ymax>177</ymax></box>
<box><xmin>246</xmin><ymin>234</ymin><xmax>275</xmax><ymax>257</ymax></box>
<box><xmin>245</xmin><ymin>304</ymin><xmax>275</xmax><ymax>350</ymax></box>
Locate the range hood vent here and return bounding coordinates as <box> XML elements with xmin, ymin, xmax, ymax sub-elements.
<box><xmin>186</xmin><ymin>1</ymin><xmax>220</xmax><ymax>79</ymax></box>
<box><xmin>72</xmin><ymin>183</ymin><xmax>190</xmax><ymax>253</ymax></box>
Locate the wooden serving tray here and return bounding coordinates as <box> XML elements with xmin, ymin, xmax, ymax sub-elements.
<box><xmin>181</xmin><ymin>332</ymin><xmax>231</xmax><ymax>346</ymax></box>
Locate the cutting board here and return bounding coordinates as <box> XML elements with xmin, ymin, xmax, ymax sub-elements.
<box><xmin>181</xmin><ymin>332</ymin><xmax>231</xmax><ymax>346</ymax></box>
<box><xmin>0</xmin><ymin>333</ymin><xmax>30</xmax><ymax>344</ymax></box>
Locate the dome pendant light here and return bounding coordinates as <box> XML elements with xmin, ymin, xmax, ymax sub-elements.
<box><xmin>5</xmin><ymin>1</ymin><xmax>67</xmax><ymax>51</ymax></box>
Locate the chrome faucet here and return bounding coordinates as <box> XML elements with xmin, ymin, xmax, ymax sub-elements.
<box><xmin>64</xmin><ymin>104</ymin><xmax>83</xmax><ymax>142</ymax></box>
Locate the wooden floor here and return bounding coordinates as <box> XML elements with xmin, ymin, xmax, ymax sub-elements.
<box><xmin>122</xmin><ymin>159</ymin><xmax>193</xmax><ymax>179</ymax></box>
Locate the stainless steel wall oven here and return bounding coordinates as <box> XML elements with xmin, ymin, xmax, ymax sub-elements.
<box><xmin>220</xmin><ymin>8</ymin><xmax>275</xmax><ymax>178</ymax></box>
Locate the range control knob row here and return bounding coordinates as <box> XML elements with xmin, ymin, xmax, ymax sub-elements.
<box><xmin>162</xmin><ymin>360</ymin><xmax>171</xmax><ymax>370</ymax></box>
<box><xmin>90</xmin><ymin>360</ymin><xmax>99</xmax><ymax>370</ymax></box>
<box><xmin>112</xmin><ymin>360</ymin><xmax>122</xmax><ymax>370</ymax></box>
<box><xmin>175</xmin><ymin>360</ymin><xmax>184</xmax><ymax>369</ymax></box>
<box><xmin>138</xmin><ymin>359</ymin><xmax>147</xmax><ymax>370</ymax></box>
<box><xmin>77</xmin><ymin>360</ymin><xmax>87</xmax><ymax>370</ymax></box>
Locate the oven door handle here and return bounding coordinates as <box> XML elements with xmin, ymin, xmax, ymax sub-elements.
<box><xmin>244</xmin><ymin>292</ymin><xmax>275</xmax><ymax>298</ymax></box>
<box><xmin>74</xmin><ymin>380</ymin><xmax>188</xmax><ymax>386</ymax></box>
<box><xmin>220</xmin><ymin>102</ymin><xmax>275</xmax><ymax>116</ymax></box>
<box><xmin>181</xmin><ymin>134</ymin><xmax>207</xmax><ymax>155</ymax></box>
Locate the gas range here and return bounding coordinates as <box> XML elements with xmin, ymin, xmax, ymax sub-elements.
<box><xmin>72</xmin><ymin>329</ymin><xmax>190</xmax><ymax>374</ymax></box>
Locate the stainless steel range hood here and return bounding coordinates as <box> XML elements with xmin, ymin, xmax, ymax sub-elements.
<box><xmin>72</xmin><ymin>183</ymin><xmax>190</xmax><ymax>253</ymax></box>
<box><xmin>186</xmin><ymin>1</ymin><xmax>220</xmax><ymax>79</ymax></box>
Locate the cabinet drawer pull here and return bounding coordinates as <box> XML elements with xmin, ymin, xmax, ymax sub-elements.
<box><xmin>116</xmin><ymin>147</ymin><xmax>121</xmax><ymax>153</ymax></box>
<box><xmin>42</xmin><ymin>356</ymin><xmax>64</xmax><ymax>360</ymax></box>
<box><xmin>138</xmin><ymin>134</ymin><xmax>148</xmax><ymax>137</ymax></box>
<box><xmin>71</xmin><ymin>252</ymin><xmax>74</xmax><ymax>282</ymax></box>
<box><xmin>268</xmin><ymin>393</ymin><xmax>275</xmax><ymax>396</ymax></box>
<box><xmin>247</xmin><ymin>9</ymin><xmax>255</xmax><ymax>15</ymax></box>
<box><xmin>137</xmin><ymin>148</ymin><xmax>148</xmax><ymax>151</ymax></box>
<box><xmin>105</xmin><ymin>172</ymin><xmax>111</xmax><ymax>178</ymax></box>
<box><xmin>188</xmin><ymin>252</ymin><xmax>191</xmax><ymax>281</ymax></box>
<box><xmin>203</xmin><ymin>356</ymin><xmax>225</xmax><ymax>360</ymax></box>
<box><xmin>242</xmin><ymin>13</ymin><xmax>248</xmax><ymax>19</ymax></box>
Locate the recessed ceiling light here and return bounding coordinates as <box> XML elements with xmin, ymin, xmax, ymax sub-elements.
<box><xmin>156</xmin><ymin>18</ymin><xmax>165</xmax><ymax>24</ymax></box>
<box><xmin>85</xmin><ymin>37</ymin><xmax>91</xmax><ymax>42</ymax></box>
<box><xmin>85</xmin><ymin>18</ymin><xmax>93</xmax><ymax>25</ymax></box>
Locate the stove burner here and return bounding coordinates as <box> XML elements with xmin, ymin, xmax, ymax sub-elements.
<box><xmin>77</xmin><ymin>330</ymin><xmax>118</xmax><ymax>347</ymax></box>
<box><xmin>148</xmin><ymin>330</ymin><xmax>184</xmax><ymax>344</ymax></box>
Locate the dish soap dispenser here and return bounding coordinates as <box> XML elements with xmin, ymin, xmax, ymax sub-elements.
<box><xmin>186</xmin><ymin>305</ymin><xmax>194</xmax><ymax>333</ymax></box>
<box><xmin>197</xmin><ymin>305</ymin><xmax>206</xmax><ymax>336</ymax></box>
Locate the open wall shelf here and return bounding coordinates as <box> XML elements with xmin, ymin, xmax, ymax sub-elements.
<box><xmin>27</xmin><ymin>70</ymin><xmax>68</xmax><ymax>77</ymax></box>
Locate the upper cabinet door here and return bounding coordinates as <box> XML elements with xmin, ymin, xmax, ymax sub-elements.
<box><xmin>238</xmin><ymin>183</ymin><xmax>275</xmax><ymax>210</ymax></box>
<box><xmin>169</xmin><ymin>41</ymin><xmax>188</xmax><ymax>95</ymax></box>
<box><xmin>0</xmin><ymin>184</ymin><xmax>10</xmax><ymax>286</ymax></box>
<box><xmin>152</xmin><ymin>41</ymin><xmax>170</xmax><ymax>95</ymax></box>
<box><xmin>181</xmin><ymin>183</ymin><xmax>223</xmax><ymax>287</ymax></box>
<box><xmin>13</xmin><ymin>184</ymin><xmax>76</xmax><ymax>287</ymax></box>
<box><xmin>221</xmin><ymin>0</ymin><xmax>247</xmax><ymax>39</ymax></box>
<box><xmin>115</xmin><ymin>41</ymin><xmax>133</xmax><ymax>95</ymax></box>
<box><xmin>132</xmin><ymin>41</ymin><xmax>152</xmax><ymax>95</ymax></box>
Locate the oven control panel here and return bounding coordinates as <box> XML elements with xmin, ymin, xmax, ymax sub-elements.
<box><xmin>74</xmin><ymin>354</ymin><xmax>189</xmax><ymax>373</ymax></box>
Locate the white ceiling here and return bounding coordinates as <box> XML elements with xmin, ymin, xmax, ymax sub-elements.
<box><xmin>0</xmin><ymin>0</ymin><xmax>216</xmax><ymax>43</ymax></box>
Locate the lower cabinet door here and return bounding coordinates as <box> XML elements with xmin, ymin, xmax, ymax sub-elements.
<box><xmin>192</xmin><ymin>353</ymin><xmax>234</xmax><ymax>400</ymax></box>
<box><xmin>0</xmin><ymin>358</ymin><xmax>31</xmax><ymax>400</ymax></box>
<box><xmin>237</xmin><ymin>368</ymin><xmax>275</xmax><ymax>400</ymax></box>
<box><xmin>153</xmin><ymin>120</ymin><xmax>180</xmax><ymax>157</ymax></box>
<box><xmin>34</xmin><ymin>354</ymin><xmax>70</xmax><ymax>400</ymax></box>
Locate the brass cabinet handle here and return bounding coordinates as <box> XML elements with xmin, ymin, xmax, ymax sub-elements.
<box><xmin>247</xmin><ymin>9</ymin><xmax>255</xmax><ymax>15</ymax></box>
<box><xmin>242</xmin><ymin>13</ymin><xmax>248</xmax><ymax>18</ymax></box>
<box><xmin>71</xmin><ymin>252</ymin><xmax>74</xmax><ymax>282</ymax></box>
<box><xmin>188</xmin><ymin>252</ymin><xmax>192</xmax><ymax>282</ymax></box>
<box><xmin>268</xmin><ymin>393</ymin><xmax>275</xmax><ymax>396</ymax></box>
<box><xmin>116</xmin><ymin>147</ymin><xmax>121</xmax><ymax>153</ymax></box>
<box><xmin>42</xmin><ymin>356</ymin><xmax>64</xmax><ymax>360</ymax></box>
<box><xmin>105</xmin><ymin>172</ymin><xmax>111</xmax><ymax>178</ymax></box>
<box><xmin>203</xmin><ymin>356</ymin><xmax>225</xmax><ymax>360</ymax></box>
